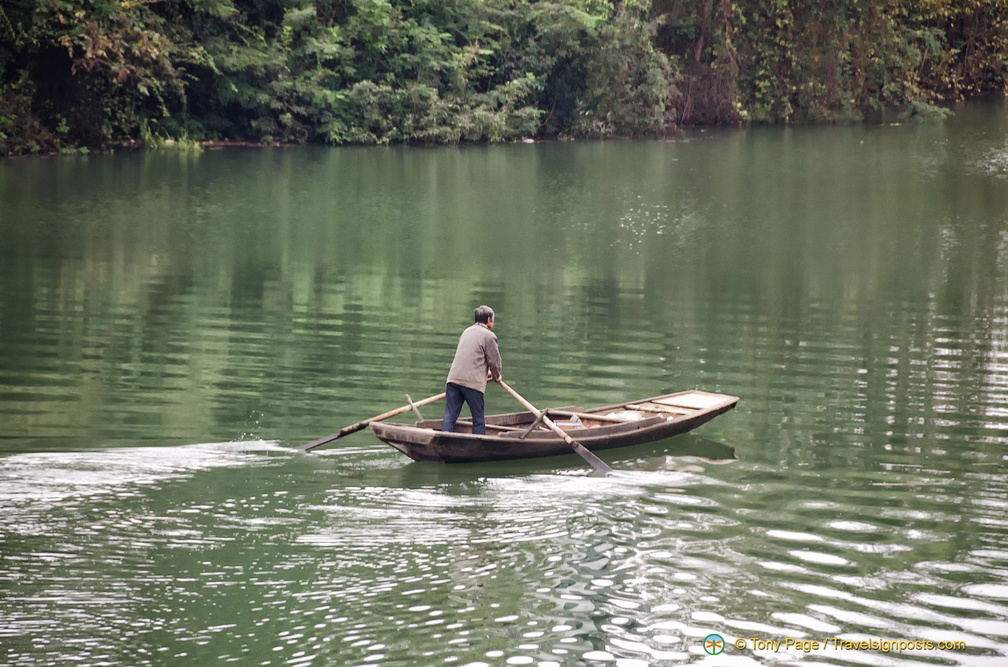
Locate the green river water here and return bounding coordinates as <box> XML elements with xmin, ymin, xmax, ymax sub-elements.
<box><xmin>1</xmin><ymin>98</ymin><xmax>1007</xmax><ymax>666</ymax></box>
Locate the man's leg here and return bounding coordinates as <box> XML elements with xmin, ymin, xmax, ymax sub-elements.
<box><xmin>460</xmin><ymin>385</ymin><xmax>486</xmax><ymax>435</ymax></box>
<box><xmin>441</xmin><ymin>383</ymin><xmax>464</xmax><ymax>432</ymax></box>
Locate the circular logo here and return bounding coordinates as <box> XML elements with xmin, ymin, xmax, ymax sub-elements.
<box><xmin>703</xmin><ymin>633</ymin><xmax>725</xmax><ymax>655</ymax></box>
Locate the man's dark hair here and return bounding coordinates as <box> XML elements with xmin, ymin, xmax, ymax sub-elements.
<box><xmin>474</xmin><ymin>305</ymin><xmax>495</xmax><ymax>324</ymax></box>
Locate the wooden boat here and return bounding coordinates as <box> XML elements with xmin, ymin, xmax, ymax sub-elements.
<box><xmin>370</xmin><ymin>390</ymin><xmax>739</xmax><ymax>464</ymax></box>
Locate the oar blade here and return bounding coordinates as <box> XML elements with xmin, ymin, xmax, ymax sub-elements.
<box><xmin>572</xmin><ymin>443</ymin><xmax>612</xmax><ymax>473</ymax></box>
<box><xmin>298</xmin><ymin>425</ymin><xmax>360</xmax><ymax>452</ymax></box>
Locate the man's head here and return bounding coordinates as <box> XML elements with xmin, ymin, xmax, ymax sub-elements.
<box><xmin>474</xmin><ymin>305</ymin><xmax>495</xmax><ymax>327</ymax></box>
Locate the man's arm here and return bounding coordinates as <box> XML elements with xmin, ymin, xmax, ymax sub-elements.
<box><xmin>485</xmin><ymin>336</ymin><xmax>502</xmax><ymax>382</ymax></box>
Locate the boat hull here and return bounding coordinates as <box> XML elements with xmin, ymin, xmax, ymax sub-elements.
<box><xmin>369</xmin><ymin>390</ymin><xmax>738</xmax><ymax>464</ymax></box>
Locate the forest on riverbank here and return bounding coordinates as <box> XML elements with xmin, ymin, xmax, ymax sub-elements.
<box><xmin>1</xmin><ymin>0</ymin><xmax>1006</xmax><ymax>155</ymax></box>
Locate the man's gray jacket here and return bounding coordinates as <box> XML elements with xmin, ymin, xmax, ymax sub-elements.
<box><xmin>446</xmin><ymin>323</ymin><xmax>502</xmax><ymax>393</ymax></box>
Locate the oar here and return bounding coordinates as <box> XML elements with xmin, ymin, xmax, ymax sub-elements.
<box><xmin>497</xmin><ymin>380</ymin><xmax>613</xmax><ymax>474</ymax></box>
<box><xmin>299</xmin><ymin>391</ymin><xmax>447</xmax><ymax>452</ymax></box>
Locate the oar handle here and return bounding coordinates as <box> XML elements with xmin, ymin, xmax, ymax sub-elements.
<box><xmin>497</xmin><ymin>381</ymin><xmax>612</xmax><ymax>473</ymax></box>
<box><xmin>498</xmin><ymin>380</ymin><xmax>540</xmax><ymax>416</ymax></box>
<box><xmin>299</xmin><ymin>391</ymin><xmax>447</xmax><ymax>452</ymax></box>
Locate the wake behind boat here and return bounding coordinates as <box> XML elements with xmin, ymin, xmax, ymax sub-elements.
<box><xmin>370</xmin><ymin>390</ymin><xmax>739</xmax><ymax>464</ymax></box>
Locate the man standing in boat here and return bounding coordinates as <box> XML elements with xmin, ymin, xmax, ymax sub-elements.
<box><xmin>442</xmin><ymin>305</ymin><xmax>503</xmax><ymax>435</ymax></box>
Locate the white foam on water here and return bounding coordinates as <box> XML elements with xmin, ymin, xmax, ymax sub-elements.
<box><xmin>0</xmin><ymin>440</ymin><xmax>285</xmax><ymax>505</ymax></box>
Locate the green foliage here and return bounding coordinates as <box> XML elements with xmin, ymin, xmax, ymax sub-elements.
<box><xmin>660</xmin><ymin>0</ymin><xmax>743</xmax><ymax>125</ymax></box>
<box><xmin>898</xmin><ymin>99</ymin><xmax>955</xmax><ymax>123</ymax></box>
<box><xmin>139</xmin><ymin>120</ymin><xmax>203</xmax><ymax>150</ymax></box>
<box><xmin>0</xmin><ymin>0</ymin><xmax>193</xmax><ymax>149</ymax></box>
<box><xmin>905</xmin><ymin>0</ymin><xmax>1008</xmax><ymax>99</ymax></box>
<box><xmin>664</xmin><ymin>0</ymin><xmax>1006</xmax><ymax>125</ymax></box>
<box><xmin>570</xmin><ymin>3</ymin><xmax>675</xmax><ymax>137</ymax></box>
<box><xmin>0</xmin><ymin>75</ymin><xmax>58</xmax><ymax>155</ymax></box>
<box><xmin>0</xmin><ymin>0</ymin><xmax>1005</xmax><ymax>153</ymax></box>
